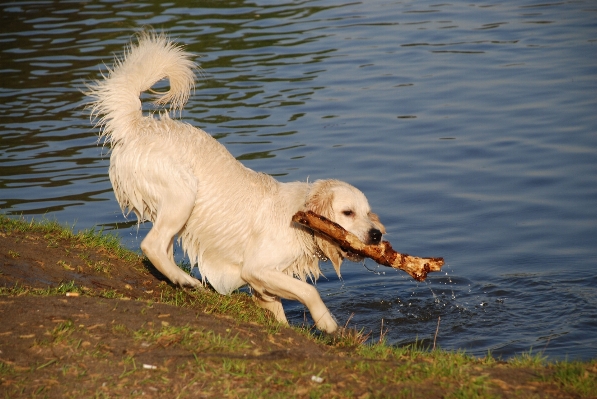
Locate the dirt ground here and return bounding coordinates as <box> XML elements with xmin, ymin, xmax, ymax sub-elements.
<box><xmin>1</xmin><ymin>221</ymin><xmax>595</xmax><ymax>398</ymax></box>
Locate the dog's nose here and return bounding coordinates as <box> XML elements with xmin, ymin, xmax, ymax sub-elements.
<box><xmin>369</xmin><ymin>228</ymin><xmax>382</xmax><ymax>244</ymax></box>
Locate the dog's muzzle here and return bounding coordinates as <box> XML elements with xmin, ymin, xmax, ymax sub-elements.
<box><xmin>341</xmin><ymin>227</ymin><xmax>383</xmax><ymax>262</ymax></box>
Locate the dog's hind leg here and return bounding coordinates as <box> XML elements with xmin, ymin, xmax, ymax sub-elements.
<box><xmin>140</xmin><ymin>191</ymin><xmax>202</xmax><ymax>288</ymax></box>
<box><xmin>253</xmin><ymin>291</ymin><xmax>288</xmax><ymax>324</ymax></box>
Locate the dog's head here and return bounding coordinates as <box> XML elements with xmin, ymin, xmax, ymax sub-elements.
<box><xmin>304</xmin><ymin>179</ymin><xmax>386</xmax><ymax>277</ymax></box>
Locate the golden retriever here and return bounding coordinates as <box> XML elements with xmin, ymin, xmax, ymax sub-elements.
<box><xmin>87</xmin><ymin>31</ymin><xmax>385</xmax><ymax>333</ymax></box>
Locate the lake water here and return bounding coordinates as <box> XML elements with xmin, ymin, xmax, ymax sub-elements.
<box><xmin>1</xmin><ymin>0</ymin><xmax>596</xmax><ymax>361</ymax></box>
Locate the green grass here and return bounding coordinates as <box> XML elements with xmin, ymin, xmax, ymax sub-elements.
<box><xmin>0</xmin><ymin>213</ymin><xmax>137</xmax><ymax>261</ymax></box>
<box><xmin>509</xmin><ymin>347</ymin><xmax>548</xmax><ymax>367</ymax></box>
<box><xmin>131</xmin><ymin>323</ymin><xmax>250</xmax><ymax>353</ymax></box>
<box><xmin>0</xmin><ymin>281</ymin><xmax>106</xmax><ymax>302</ymax></box>
<box><xmin>544</xmin><ymin>360</ymin><xmax>597</xmax><ymax>397</ymax></box>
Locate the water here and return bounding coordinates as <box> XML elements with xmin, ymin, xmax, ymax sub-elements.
<box><xmin>1</xmin><ymin>0</ymin><xmax>596</xmax><ymax>360</ymax></box>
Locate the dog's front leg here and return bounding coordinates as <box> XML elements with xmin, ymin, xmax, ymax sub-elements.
<box><xmin>242</xmin><ymin>267</ymin><xmax>338</xmax><ymax>334</ymax></box>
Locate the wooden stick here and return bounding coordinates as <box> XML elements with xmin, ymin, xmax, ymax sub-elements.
<box><xmin>292</xmin><ymin>211</ymin><xmax>444</xmax><ymax>282</ymax></box>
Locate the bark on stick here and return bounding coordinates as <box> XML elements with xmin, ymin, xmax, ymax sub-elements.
<box><xmin>292</xmin><ymin>210</ymin><xmax>444</xmax><ymax>282</ymax></box>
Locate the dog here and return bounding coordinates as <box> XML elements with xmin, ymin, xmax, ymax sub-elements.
<box><xmin>87</xmin><ymin>31</ymin><xmax>385</xmax><ymax>333</ymax></box>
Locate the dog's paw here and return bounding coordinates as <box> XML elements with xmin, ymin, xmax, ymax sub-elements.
<box><xmin>314</xmin><ymin>313</ymin><xmax>339</xmax><ymax>335</ymax></box>
<box><xmin>176</xmin><ymin>274</ymin><xmax>203</xmax><ymax>289</ymax></box>
<box><xmin>182</xmin><ymin>281</ymin><xmax>205</xmax><ymax>290</ymax></box>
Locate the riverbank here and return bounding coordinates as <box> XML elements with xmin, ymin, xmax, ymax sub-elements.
<box><xmin>1</xmin><ymin>214</ymin><xmax>595</xmax><ymax>398</ymax></box>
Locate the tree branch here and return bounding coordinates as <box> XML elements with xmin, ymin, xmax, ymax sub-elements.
<box><xmin>292</xmin><ymin>211</ymin><xmax>444</xmax><ymax>282</ymax></box>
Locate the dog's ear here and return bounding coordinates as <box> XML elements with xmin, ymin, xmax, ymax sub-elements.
<box><xmin>304</xmin><ymin>180</ymin><xmax>335</xmax><ymax>219</ymax></box>
<box><xmin>369</xmin><ymin>212</ymin><xmax>386</xmax><ymax>234</ymax></box>
<box><xmin>305</xmin><ymin>180</ymin><xmax>344</xmax><ymax>277</ymax></box>
<box><xmin>314</xmin><ymin>235</ymin><xmax>344</xmax><ymax>278</ymax></box>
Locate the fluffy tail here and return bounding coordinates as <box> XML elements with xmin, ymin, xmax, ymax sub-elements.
<box><xmin>86</xmin><ymin>31</ymin><xmax>197</xmax><ymax>144</ymax></box>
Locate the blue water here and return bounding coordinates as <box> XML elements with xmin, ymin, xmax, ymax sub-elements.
<box><xmin>1</xmin><ymin>0</ymin><xmax>596</xmax><ymax>360</ymax></box>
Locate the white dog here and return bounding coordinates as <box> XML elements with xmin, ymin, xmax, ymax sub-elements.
<box><xmin>87</xmin><ymin>31</ymin><xmax>385</xmax><ymax>333</ymax></box>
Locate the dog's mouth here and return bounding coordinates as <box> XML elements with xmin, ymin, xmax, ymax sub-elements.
<box><xmin>340</xmin><ymin>247</ymin><xmax>364</xmax><ymax>263</ymax></box>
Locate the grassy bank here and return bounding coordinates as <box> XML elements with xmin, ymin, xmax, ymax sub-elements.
<box><xmin>0</xmin><ymin>214</ymin><xmax>595</xmax><ymax>398</ymax></box>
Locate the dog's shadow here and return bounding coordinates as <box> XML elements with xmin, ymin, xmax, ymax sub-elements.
<box><xmin>140</xmin><ymin>257</ymin><xmax>218</xmax><ymax>292</ymax></box>
<box><xmin>140</xmin><ymin>258</ymin><xmax>174</xmax><ymax>285</ymax></box>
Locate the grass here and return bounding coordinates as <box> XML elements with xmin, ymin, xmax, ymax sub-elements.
<box><xmin>0</xmin><ymin>213</ymin><xmax>137</xmax><ymax>261</ymax></box>
<box><xmin>509</xmin><ymin>347</ymin><xmax>548</xmax><ymax>367</ymax></box>
<box><xmin>544</xmin><ymin>360</ymin><xmax>597</xmax><ymax>397</ymax></box>
<box><xmin>1</xmin><ymin>280</ymin><xmax>89</xmax><ymax>297</ymax></box>
<box><xmin>1</xmin><ymin>213</ymin><xmax>597</xmax><ymax>398</ymax></box>
<box><xmin>130</xmin><ymin>323</ymin><xmax>250</xmax><ymax>353</ymax></box>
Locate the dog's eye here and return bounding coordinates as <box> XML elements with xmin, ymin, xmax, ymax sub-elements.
<box><xmin>342</xmin><ymin>210</ymin><xmax>354</xmax><ymax>217</ymax></box>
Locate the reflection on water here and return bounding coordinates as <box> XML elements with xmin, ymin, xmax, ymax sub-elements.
<box><xmin>1</xmin><ymin>0</ymin><xmax>596</xmax><ymax>360</ymax></box>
